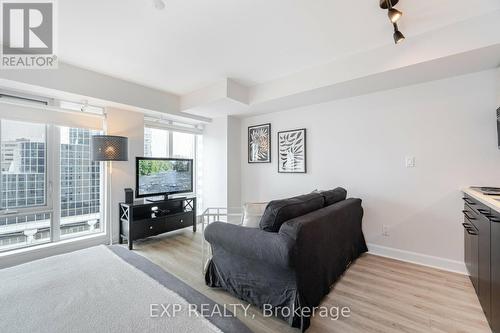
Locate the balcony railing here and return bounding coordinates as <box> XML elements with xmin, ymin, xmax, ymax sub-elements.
<box><xmin>0</xmin><ymin>211</ymin><xmax>52</xmax><ymax>251</ymax></box>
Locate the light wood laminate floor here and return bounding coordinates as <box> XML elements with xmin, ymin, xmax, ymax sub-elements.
<box><xmin>128</xmin><ymin>228</ymin><xmax>491</xmax><ymax>333</ymax></box>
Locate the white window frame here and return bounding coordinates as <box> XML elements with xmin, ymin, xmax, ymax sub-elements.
<box><xmin>50</xmin><ymin>125</ymin><xmax>60</xmax><ymax>242</ymax></box>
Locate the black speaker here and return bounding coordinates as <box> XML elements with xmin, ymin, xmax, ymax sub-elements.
<box><xmin>124</xmin><ymin>188</ymin><xmax>134</xmax><ymax>204</ymax></box>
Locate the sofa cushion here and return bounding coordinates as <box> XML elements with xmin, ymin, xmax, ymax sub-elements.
<box><xmin>259</xmin><ymin>193</ymin><xmax>325</xmax><ymax>232</ymax></box>
<box><xmin>242</xmin><ymin>202</ymin><xmax>268</xmax><ymax>228</ymax></box>
<box><xmin>320</xmin><ymin>187</ymin><xmax>347</xmax><ymax>207</ymax></box>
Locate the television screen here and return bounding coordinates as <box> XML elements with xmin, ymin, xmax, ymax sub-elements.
<box><xmin>136</xmin><ymin>157</ymin><xmax>193</xmax><ymax>198</ymax></box>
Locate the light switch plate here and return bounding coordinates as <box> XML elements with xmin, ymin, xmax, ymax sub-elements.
<box><xmin>405</xmin><ymin>156</ymin><xmax>416</xmax><ymax>168</ymax></box>
<box><xmin>382</xmin><ymin>224</ymin><xmax>390</xmax><ymax>237</ymax></box>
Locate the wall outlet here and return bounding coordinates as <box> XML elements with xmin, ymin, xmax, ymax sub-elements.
<box><xmin>405</xmin><ymin>156</ymin><xmax>416</xmax><ymax>168</ymax></box>
<box><xmin>382</xmin><ymin>224</ymin><xmax>390</xmax><ymax>237</ymax></box>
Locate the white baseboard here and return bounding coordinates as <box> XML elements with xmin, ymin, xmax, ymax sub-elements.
<box><xmin>367</xmin><ymin>243</ymin><xmax>467</xmax><ymax>275</ymax></box>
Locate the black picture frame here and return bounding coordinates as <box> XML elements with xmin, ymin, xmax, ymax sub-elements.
<box><xmin>248</xmin><ymin>123</ymin><xmax>271</xmax><ymax>163</ymax></box>
<box><xmin>277</xmin><ymin>128</ymin><xmax>307</xmax><ymax>173</ymax></box>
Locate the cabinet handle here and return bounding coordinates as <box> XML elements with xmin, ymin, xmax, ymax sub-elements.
<box><xmin>462</xmin><ymin>222</ymin><xmax>478</xmax><ymax>234</ymax></box>
<box><xmin>149</xmin><ymin>226</ymin><xmax>153</xmax><ymax>230</ymax></box>
<box><xmin>466</xmin><ymin>228</ymin><xmax>478</xmax><ymax>236</ymax></box>
<box><xmin>180</xmin><ymin>219</ymin><xmax>183</xmax><ymax>223</ymax></box>
<box><xmin>463</xmin><ymin>197</ymin><xmax>476</xmax><ymax>205</ymax></box>
<box><xmin>477</xmin><ymin>208</ymin><xmax>490</xmax><ymax>215</ymax></box>
<box><xmin>462</xmin><ymin>210</ymin><xmax>476</xmax><ymax>220</ymax></box>
<box><xmin>489</xmin><ymin>217</ymin><xmax>500</xmax><ymax>223</ymax></box>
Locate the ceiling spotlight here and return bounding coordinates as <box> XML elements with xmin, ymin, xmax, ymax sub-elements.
<box><xmin>393</xmin><ymin>24</ymin><xmax>405</xmax><ymax>44</ymax></box>
<box><xmin>380</xmin><ymin>0</ymin><xmax>406</xmax><ymax>44</ymax></box>
<box><xmin>153</xmin><ymin>0</ymin><xmax>165</xmax><ymax>10</ymax></box>
<box><xmin>388</xmin><ymin>7</ymin><xmax>402</xmax><ymax>23</ymax></box>
<box><xmin>379</xmin><ymin>0</ymin><xmax>399</xmax><ymax>10</ymax></box>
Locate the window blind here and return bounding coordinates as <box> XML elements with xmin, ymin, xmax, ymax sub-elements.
<box><xmin>144</xmin><ymin>117</ymin><xmax>203</xmax><ymax>135</ymax></box>
<box><xmin>0</xmin><ymin>101</ymin><xmax>104</xmax><ymax>130</ymax></box>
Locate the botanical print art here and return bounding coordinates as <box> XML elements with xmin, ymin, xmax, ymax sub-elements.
<box><xmin>248</xmin><ymin>123</ymin><xmax>271</xmax><ymax>163</ymax></box>
<box><xmin>278</xmin><ymin>128</ymin><xmax>306</xmax><ymax>173</ymax></box>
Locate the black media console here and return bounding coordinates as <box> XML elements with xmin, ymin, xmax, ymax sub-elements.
<box><xmin>119</xmin><ymin>197</ymin><xmax>196</xmax><ymax>250</ymax></box>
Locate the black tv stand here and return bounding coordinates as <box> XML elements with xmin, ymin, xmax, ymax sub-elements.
<box><xmin>119</xmin><ymin>196</ymin><xmax>196</xmax><ymax>250</ymax></box>
<box><xmin>146</xmin><ymin>195</ymin><xmax>187</xmax><ymax>203</ymax></box>
<box><xmin>146</xmin><ymin>195</ymin><xmax>167</xmax><ymax>203</ymax></box>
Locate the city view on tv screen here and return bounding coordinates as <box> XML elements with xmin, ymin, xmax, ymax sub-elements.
<box><xmin>137</xmin><ymin>158</ymin><xmax>192</xmax><ymax>197</ymax></box>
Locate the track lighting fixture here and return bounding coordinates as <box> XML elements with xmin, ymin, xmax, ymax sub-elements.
<box><xmin>153</xmin><ymin>0</ymin><xmax>165</xmax><ymax>10</ymax></box>
<box><xmin>380</xmin><ymin>0</ymin><xmax>405</xmax><ymax>44</ymax></box>
<box><xmin>393</xmin><ymin>24</ymin><xmax>405</xmax><ymax>44</ymax></box>
<box><xmin>388</xmin><ymin>7</ymin><xmax>402</xmax><ymax>23</ymax></box>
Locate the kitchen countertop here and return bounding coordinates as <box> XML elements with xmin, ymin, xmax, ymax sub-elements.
<box><xmin>463</xmin><ymin>187</ymin><xmax>500</xmax><ymax>212</ymax></box>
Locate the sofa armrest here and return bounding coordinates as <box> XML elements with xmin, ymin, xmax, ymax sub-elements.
<box><xmin>204</xmin><ymin>222</ymin><xmax>294</xmax><ymax>268</ymax></box>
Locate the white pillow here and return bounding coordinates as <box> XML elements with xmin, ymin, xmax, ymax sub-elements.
<box><xmin>242</xmin><ymin>202</ymin><xmax>268</xmax><ymax>228</ymax></box>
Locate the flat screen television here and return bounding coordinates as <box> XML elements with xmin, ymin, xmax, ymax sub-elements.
<box><xmin>136</xmin><ymin>157</ymin><xmax>193</xmax><ymax>198</ymax></box>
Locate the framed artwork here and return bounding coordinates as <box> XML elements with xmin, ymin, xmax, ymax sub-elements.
<box><xmin>248</xmin><ymin>123</ymin><xmax>271</xmax><ymax>163</ymax></box>
<box><xmin>278</xmin><ymin>128</ymin><xmax>306</xmax><ymax>173</ymax></box>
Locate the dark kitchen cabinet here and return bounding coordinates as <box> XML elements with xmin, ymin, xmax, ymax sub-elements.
<box><xmin>463</xmin><ymin>193</ymin><xmax>498</xmax><ymax>331</ymax></box>
<box><xmin>490</xmin><ymin>209</ymin><xmax>500</xmax><ymax>333</ymax></box>
<box><xmin>477</xmin><ymin>211</ymin><xmax>491</xmax><ymax>320</ymax></box>
<box><xmin>463</xmin><ymin>218</ymin><xmax>479</xmax><ymax>292</ymax></box>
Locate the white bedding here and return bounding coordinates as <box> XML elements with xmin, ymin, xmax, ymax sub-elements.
<box><xmin>0</xmin><ymin>245</ymin><xmax>222</xmax><ymax>333</ymax></box>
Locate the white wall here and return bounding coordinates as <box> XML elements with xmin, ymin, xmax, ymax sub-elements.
<box><xmin>497</xmin><ymin>67</ymin><xmax>500</xmax><ymax>105</ymax></box>
<box><xmin>202</xmin><ymin>117</ymin><xmax>228</xmax><ymax>208</ymax></box>
<box><xmin>240</xmin><ymin>69</ymin><xmax>500</xmax><ymax>271</ymax></box>
<box><xmin>227</xmin><ymin>116</ymin><xmax>242</xmax><ymax>208</ymax></box>
<box><xmin>202</xmin><ymin>115</ymin><xmax>242</xmax><ymax>211</ymax></box>
<box><xmin>106</xmin><ymin>108</ymin><xmax>144</xmax><ymax>243</ymax></box>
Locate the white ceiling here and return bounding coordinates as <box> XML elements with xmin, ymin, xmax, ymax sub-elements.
<box><xmin>59</xmin><ymin>0</ymin><xmax>500</xmax><ymax>95</ymax></box>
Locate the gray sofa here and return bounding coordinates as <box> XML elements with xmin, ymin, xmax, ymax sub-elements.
<box><xmin>204</xmin><ymin>188</ymin><xmax>367</xmax><ymax>331</ymax></box>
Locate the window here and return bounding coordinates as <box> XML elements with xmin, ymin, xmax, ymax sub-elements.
<box><xmin>172</xmin><ymin>131</ymin><xmax>195</xmax><ymax>158</ymax></box>
<box><xmin>144</xmin><ymin>127</ymin><xmax>169</xmax><ymax>157</ymax></box>
<box><xmin>0</xmin><ymin>119</ymin><xmax>104</xmax><ymax>252</ymax></box>
<box><xmin>144</xmin><ymin>127</ymin><xmax>196</xmax><ymax>159</ymax></box>
<box><xmin>1</xmin><ymin>120</ymin><xmax>46</xmax><ymax>210</ymax></box>
<box><xmin>60</xmin><ymin>127</ymin><xmax>103</xmax><ymax>239</ymax></box>
<box><xmin>144</xmin><ymin>126</ymin><xmax>203</xmax><ymax>210</ymax></box>
<box><xmin>0</xmin><ymin>120</ymin><xmax>50</xmax><ymax>250</ymax></box>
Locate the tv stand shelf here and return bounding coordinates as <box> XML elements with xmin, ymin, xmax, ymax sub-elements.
<box><xmin>119</xmin><ymin>197</ymin><xmax>196</xmax><ymax>250</ymax></box>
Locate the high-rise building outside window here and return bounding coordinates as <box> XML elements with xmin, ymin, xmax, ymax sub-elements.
<box><xmin>0</xmin><ymin>119</ymin><xmax>104</xmax><ymax>252</ymax></box>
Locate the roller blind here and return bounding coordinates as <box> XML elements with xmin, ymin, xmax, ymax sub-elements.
<box><xmin>0</xmin><ymin>101</ymin><xmax>104</xmax><ymax>130</ymax></box>
<box><xmin>144</xmin><ymin>117</ymin><xmax>203</xmax><ymax>135</ymax></box>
